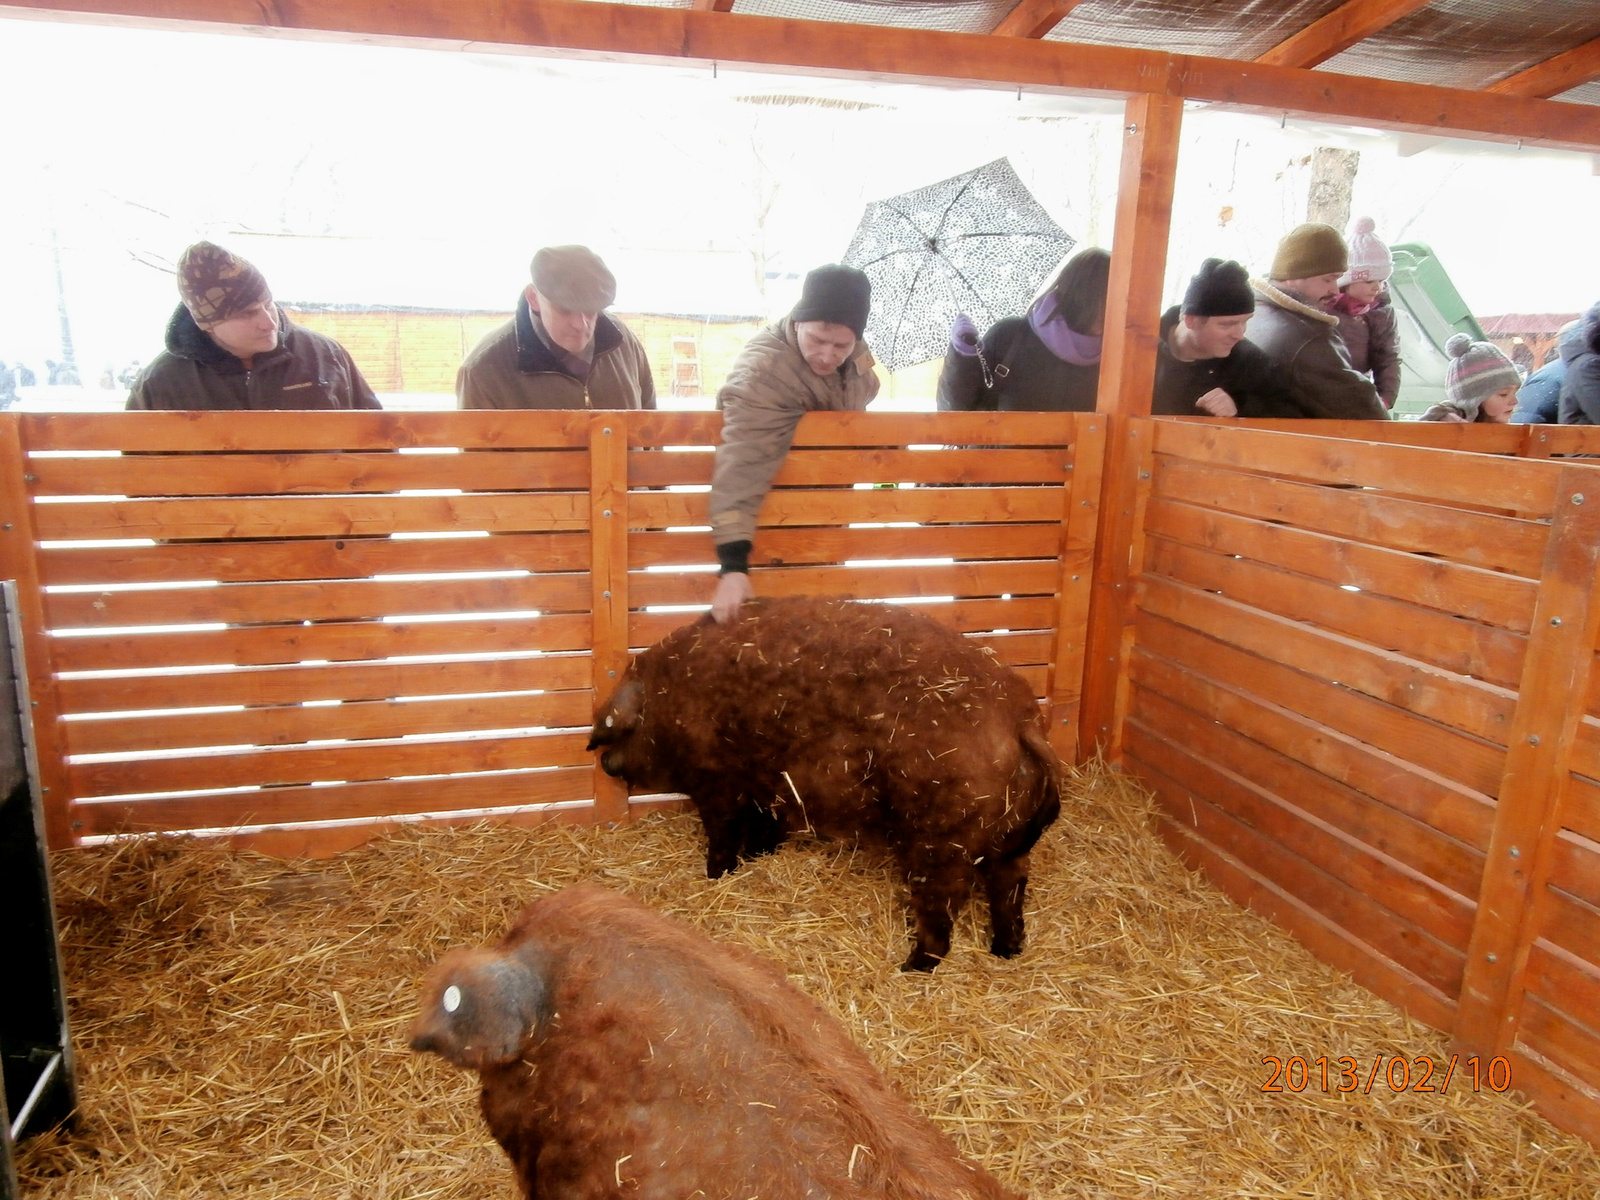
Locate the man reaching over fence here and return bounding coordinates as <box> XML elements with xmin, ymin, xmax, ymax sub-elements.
<box><xmin>1245</xmin><ymin>224</ymin><xmax>1389</xmax><ymax>421</ymax></box>
<box><xmin>708</xmin><ymin>264</ymin><xmax>879</xmax><ymax>624</ymax></box>
<box><xmin>127</xmin><ymin>241</ymin><xmax>380</xmax><ymax>411</ymax></box>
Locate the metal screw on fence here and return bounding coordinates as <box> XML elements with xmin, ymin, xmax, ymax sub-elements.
<box><xmin>1487</xmin><ymin>953</ymin><xmax>1498</xmax><ymax>963</ymax></box>
<box><xmin>603</xmin><ymin>510</ymin><xmax>612</xmax><ymax>518</ymax></box>
<box><xmin>1573</xmin><ymin>493</ymin><xmax>1585</xmax><ymax>505</ymax></box>
<box><xmin>1527</xmin><ymin>734</ymin><xmax>1541</xmax><ymax>746</ymax></box>
<box><xmin>603</xmin><ymin>427</ymin><xmax>612</xmax><ymax>435</ymax></box>
<box><xmin>602</xmin><ymin>590</ymin><xmax>611</xmax><ymax>599</ymax></box>
<box><xmin>1551</xmin><ymin>617</ymin><xmax>1563</xmax><ymax>627</ymax></box>
<box><xmin>1509</xmin><ymin>846</ymin><xmax>1521</xmax><ymax>858</ymax></box>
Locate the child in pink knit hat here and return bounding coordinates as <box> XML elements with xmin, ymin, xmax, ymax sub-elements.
<box><xmin>1327</xmin><ymin>217</ymin><xmax>1401</xmax><ymax>408</ymax></box>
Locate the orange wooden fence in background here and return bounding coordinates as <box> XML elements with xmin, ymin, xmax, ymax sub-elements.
<box><xmin>0</xmin><ymin>409</ymin><xmax>1100</xmax><ymax>858</ymax></box>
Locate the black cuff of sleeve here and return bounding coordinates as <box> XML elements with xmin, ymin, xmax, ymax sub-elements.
<box><xmin>716</xmin><ymin>541</ymin><xmax>751</xmax><ymax>576</ymax></box>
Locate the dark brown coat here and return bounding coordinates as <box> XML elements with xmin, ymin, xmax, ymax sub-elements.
<box><xmin>588</xmin><ymin>597</ymin><xmax>1062</xmax><ymax>971</ymax></box>
<box><xmin>410</xmin><ymin>885</ymin><xmax>1023</xmax><ymax>1200</ymax></box>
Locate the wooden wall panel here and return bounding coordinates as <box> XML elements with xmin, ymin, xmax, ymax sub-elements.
<box><xmin>7</xmin><ymin>410</ymin><xmax>1098</xmax><ymax>855</ymax></box>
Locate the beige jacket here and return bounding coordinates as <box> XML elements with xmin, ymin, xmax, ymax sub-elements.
<box><xmin>710</xmin><ymin>318</ymin><xmax>880</xmax><ymax>548</ymax></box>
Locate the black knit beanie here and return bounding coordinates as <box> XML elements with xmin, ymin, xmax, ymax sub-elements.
<box><xmin>791</xmin><ymin>264</ymin><xmax>872</xmax><ymax>337</ymax></box>
<box><xmin>1181</xmin><ymin>258</ymin><xmax>1255</xmax><ymax>317</ymax></box>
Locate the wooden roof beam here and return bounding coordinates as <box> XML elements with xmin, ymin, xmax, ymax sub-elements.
<box><xmin>1256</xmin><ymin>0</ymin><xmax>1431</xmax><ymax>69</ymax></box>
<box><xmin>3</xmin><ymin>0</ymin><xmax>1599</xmax><ymax>153</ymax></box>
<box><xmin>992</xmin><ymin>0</ymin><xmax>1084</xmax><ymax>40</ymax></box>
<box><xmin>1486</xmin><ymin>36</ymin><xmax>1600</xmax><ymax>99</ymax></box>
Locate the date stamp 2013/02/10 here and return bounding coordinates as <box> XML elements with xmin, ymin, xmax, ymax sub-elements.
<box><xmin>1262</xmin><ymin>1054</ymin><xmax>1512</xmax><ymax>1094</ymax></box>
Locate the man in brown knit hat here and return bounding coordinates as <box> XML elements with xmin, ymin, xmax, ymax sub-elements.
<box><xmin>1244</xmin><ymin>223</ymin><xmax>1388</xmax><ymax>420</ymax></box>
<box><xmin>126</xmin><ymin>241</ymin><xmax>379</xmax><ymax>410</ymax></box>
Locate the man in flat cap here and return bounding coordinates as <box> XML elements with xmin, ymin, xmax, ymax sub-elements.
<box><xmin>127</xmin><ymin>241</ymin><xmax>379</xmax><ymax>410</ymax></box>
<box><xmin>1245</xmin><ymin>223</ymin><xmax>1388</xmax><ymax>420</ymax></box>
<box><xmin>1153</xmin><ymin>258</ymin><xmax>1304</xmax><ymax>418</ymax></box>
<box><xmin>456</xmin><ymin>245</ymin><xmax>656</xmax><ymax>410</ymax></box>
<box><xmin>709</xmin><ymin>263</ymin><xmax>879</xmax><ymax>624</ymax></box>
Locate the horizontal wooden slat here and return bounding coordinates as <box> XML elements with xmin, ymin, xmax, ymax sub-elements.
<box><xmin>1151</xmin><ymin>813</ymin><xmax>1456</xmax><ymax>1032</ymax></box>
<box><xmin>27</xmin><ymin>449</ymin><xmax>589</xmax><ymax>496</ymax></box>
<box><xmin>1538</xmin><ymin>886</ymin><xmax>1600</xmax><ymax>972</ymax></box>
<box><xmin>56</xmin><ymin>653</ymin><xmax>593</xmax><ymax>715</ymax></box>
<box><xmin>1523</xmin><ymin>942</ymin><xmax>1600</xmax><ymax>1063</ymax></box>
<box><xmin>1218</xmin><ymin>418</ymin><xmax>1530</xmax><ymax>454</ymax></box>
<box><xmin>625</xmin><ymin>595</ymin><xmax>1059</xmax><ymax>650</ymax></box>
<box><xmin>628</xmin><ymin>522</ymin><xmax>1061</xmax><ymax>569</ymax></box>
<box><xmin>69</xmin><ymin>729</ymin><xmax>593</xmax><ymax>799</ymax></box>
<box><xmin>21</xmin><ymin>410</ymin><xmax>595</xmax><ymax>452</ymax></box>
<box><xmin>1133</xmin><ymin>612</ymin><xmax>1506</xmax><ymax>799</ymax></box>
<box><xmin>1572</xmin><ymin>718</ymin><xmax>1600</xmax><ymax>782</ymax></box>
<box><xmin>46</xmin><ymin>572</ymin><xmax>592</xmax><ymax>629</ymax></box>
<box><xmin>51</xmin><ymin>612</ymin><xmax>592</xmax><ymax>672</ymax></box>
<box><xmin>36</xmin><ymin>531</ymin><xmax>591</xmax><ymax>586</ymax></box>
<box><xmin>1549</xmin><ymin>831</ymin><xmax>1600</xmax><ymax>912</ymax></box>
<box><xmin>1145</xmin><ymin>536</ymin><xmax>1527</xmax><ymax>690</ymax></box>
<box><xmin>33</xmin><ymin>492</ymin><xmax>589</xmax><ymax>541</ymax></box>
<box><xmin>630</xmin><ymin>559</ymin><xmax>1061</xmax><ymax>608</ymax></box>
<box><xmin>1145</xmin><ymin>495</ymin><xmax>1536</xmax><ymax>633</ymax></box>
<box><xmin>1140</xmin><ymin>574</ymin><xmax>1518</xmax><ymax>746</ymax></box>
<box><xmin>1129</xmin><ymin>679</ymin><xmax>1483</xmax><ymax>903</ymax></box>
<box><xmin>1130</xmin><ymin>741</ymin><xmax>1466</xmax><ymax>999</ymax></box>
<box><xmin>629</xmin><ymin>486</ymin><xmax>1066</xmax><ymax>529</ymax></box>
<box><xmin>1517</xmin><ymin>994</ymin><xmax>1600</xmax><ymax>1097</ymax></box>
<box><xmin>1564</xmin><ymin>773</ymin><xmax>1600</xmax><ymax>846</ymax></box>
<box><xmin>71</xmin><ymin>764</ymin><xmax>597</xmax><ymax>835</ymax></box>
<box><xmin>1152</xmin><ymin>456</ymin><xmax>1548</xmax><ymax>578</ymax></box>
<box><xmin>64</xmin><ymin>688</ymin><xmax>594</xmax><ymax>756</ymax></box>
<box><xmin>630</xmin><ymin>448</ymin><xmax>1071</xmax><ymax>488</ymax></box>
<box><xmin>1150</xmin><ymin>420</ymin><xmax>1559</xmax><ymax>516</ymax></box>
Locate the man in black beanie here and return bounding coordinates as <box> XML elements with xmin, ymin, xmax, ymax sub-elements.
<box><xmin>709</xmin><ymin>264</ymin><xmax>879</xmax><ymax>623</ymax></box>
<box><xmin>1152</xmin><ymin>258</ymin><xmax>1305</xmax><ymax>418</ymax></box>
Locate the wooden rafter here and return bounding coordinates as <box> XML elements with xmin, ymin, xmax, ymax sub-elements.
<box><xmin>992</xmin><ymin>0</ymin><xmax>1084</xmax><ymax>40</ymax></box>
<box><xmin>1486</xmin><ymin>35</ymin><xmax>1600</xmax><ymax>99</ymax></box>
<box><xmin>2</xmin><ymin>0</ymin><xmax>1598</xmax><ymax>152</ymax></box>
<box><xmin>1255</xmin><ymin>0</ymin><xmax>1431</xmax><ymax>69</ymax></box>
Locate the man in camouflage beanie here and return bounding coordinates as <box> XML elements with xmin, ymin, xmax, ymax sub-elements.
<box><xmin>127</xmin><ymin>241</ymin><xmax>378</xmax><ymax>410</ymax></box>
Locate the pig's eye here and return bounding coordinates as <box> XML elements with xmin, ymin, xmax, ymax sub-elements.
<box><xmin>443</xmin><ymin>985</ymin><xmax>462</xmax><ymax>1013</ymax></box>
<box><xmin>604</xmin><ymin>716</ymin><xmax>614</xmax><ymax>728</ymax></box>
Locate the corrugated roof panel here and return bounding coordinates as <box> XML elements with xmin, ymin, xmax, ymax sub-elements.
<box><xmin>1045</xmin><ymin>0</ymin><xmax>1344</xmax><ymax>60</ymax></box>
<box><xmin>730</xmin><ymin>0</ymin><xmax>1010</xmax><ymax>34</ymax></box>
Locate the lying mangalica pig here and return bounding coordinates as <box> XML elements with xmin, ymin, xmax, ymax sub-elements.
<box><xmin>410</xmin><ymin>884</ymin><xmax>1023</xmax><ymax>1199</ymax></box>
<box><xmin>587</xmin><ymin>596</ymin><xmax>1061</xmax><ymax>971</ymax></box>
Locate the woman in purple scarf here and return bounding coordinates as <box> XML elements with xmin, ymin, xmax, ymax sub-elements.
<box><xmin>936</xmin><ymin>247</ymin><xmax>1110</xmax><ymax>412</ymax></box>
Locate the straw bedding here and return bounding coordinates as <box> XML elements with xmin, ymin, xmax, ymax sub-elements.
<box><xmin>17</xmin><ymin>763</ymin><xmax>1600</xmax><ymax>1198</ymax></box>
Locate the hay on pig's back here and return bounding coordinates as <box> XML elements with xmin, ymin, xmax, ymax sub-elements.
<box><xmin>16</xmin><ymin>763</ymin><xmax>1600</xmax><ymax>1198</ymax></box>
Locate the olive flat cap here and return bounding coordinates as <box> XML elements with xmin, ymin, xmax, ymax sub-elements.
<box><xmin>1270</xmin><ymin>223</ymin><xmax>1348</xmax><ymax>281</ymax></box>
<box><xmin>529</xmin><ymin>245</ymin><xmax>617</xmax><ymax>312</ymax></box>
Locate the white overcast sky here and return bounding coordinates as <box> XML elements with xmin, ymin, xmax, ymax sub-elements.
<box><xmin>4</xmin><ymin>15</ymin><xmax>1597</xmax><ymax>375</ymax></box>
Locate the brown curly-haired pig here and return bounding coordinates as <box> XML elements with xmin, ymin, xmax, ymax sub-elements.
<box><xmin>410</xmin><ymin>884</ymin><xmax>1023</xmax><ymax>1200</ymax></box>
<box><xmin>587</xmin><ymin>596</ymin><xmax>1062</xmax><ymax>971</ymax></box>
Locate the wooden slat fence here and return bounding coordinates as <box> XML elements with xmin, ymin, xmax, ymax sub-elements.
<box><xmin>1090</xmin><ymin>418</ymin><xmax>1600</xmax><ymax>1146</ymax></box>
<box><xmin>0</xmin><ymin>409</ymin><xmax>1101</xmax><ymax>859</ymax></box>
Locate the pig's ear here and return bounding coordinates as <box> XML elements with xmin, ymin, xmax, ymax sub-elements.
<box><xmin>411</xmin><ymin>949</ymin><xmax>547</xmax><ymax>1069</ymax></box>
<box><xmin>589</xmin><ymin>675</ymin><xmax>643</xmax><ymax>747</ymax></box>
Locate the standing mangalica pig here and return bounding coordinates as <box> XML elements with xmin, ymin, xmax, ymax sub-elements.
<box><xmin>410</xmin><ymin>884</ymin><xmax>1024</xmax><ymax>1200</ymax></box>
<box><xmin>587</xmin><ymin>596</ymin><xmax>1062</xmax><ymax>971</ymax></box>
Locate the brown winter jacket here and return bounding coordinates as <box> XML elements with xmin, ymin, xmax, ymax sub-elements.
<box><xmin>126</xmin><ymin>305</ymin><xmax>380</xmax><ymax>410</ymax></box>
<box><xmin>456</xmin><ymin>295</ymin><xmax>656</xmax><ymax>411</ymax></box>
<box><xmin>1332</xmin><ymin>296</ymin><xmax>1401</xmax><ymax>408</ymax></box>
<box><xmin>1245</xmin><ymin>281</ymin><xmax>1389</xmax><ymax>420</ymax></box>
<box><xmin>710</xmin><ymin>317</ymin><xmax>880</xmax><ymax>551</ymax></box>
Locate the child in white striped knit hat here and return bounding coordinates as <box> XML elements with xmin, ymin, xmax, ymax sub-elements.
<box><xmin>1420</xmin><ymin>333</ymin><xmax>1520</xmax><ymax>423</ymax></box>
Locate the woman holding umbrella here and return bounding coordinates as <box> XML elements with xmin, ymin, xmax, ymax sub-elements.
<box><xmin>936</xmin><ymin>247</ymin><xmax>1110</xmax><ymax>412</ymax></box>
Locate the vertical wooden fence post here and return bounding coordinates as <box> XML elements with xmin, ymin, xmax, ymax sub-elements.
<box><xmin>1079</xmin><ymin>91</ymin><xmax>1182</xmax><ymax>763</ymax></box>
<box><xmin>1454</xmin><ymin>465</ymin><xmax>1600</xmax><ymax>1053</ymax></box>
<box><xmin>1046</xmin><ymin>412</ymin><xmax>1106</xmax><ymax>759</ymax></box>
<box><xmin>589</xmin><ymin>412</ymin><xmax>631</xmax><ymax>824</ymax></box>
<box><xmin>0</xmin><ymin>415</ymin><xmax>75</xmax><ymax>847</ymax></box>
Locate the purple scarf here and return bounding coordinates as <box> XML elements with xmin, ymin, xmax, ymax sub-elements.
<box><xmin>1028</xmin><ymin>291</ymin><xmax>1103</xmax><ymax>366</ymax></box>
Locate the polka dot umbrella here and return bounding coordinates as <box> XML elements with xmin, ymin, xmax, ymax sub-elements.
<box><xmin>841</xmin><ymin>157</ymin><xmax>1077</xmax><ymax>372</ymax></box>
